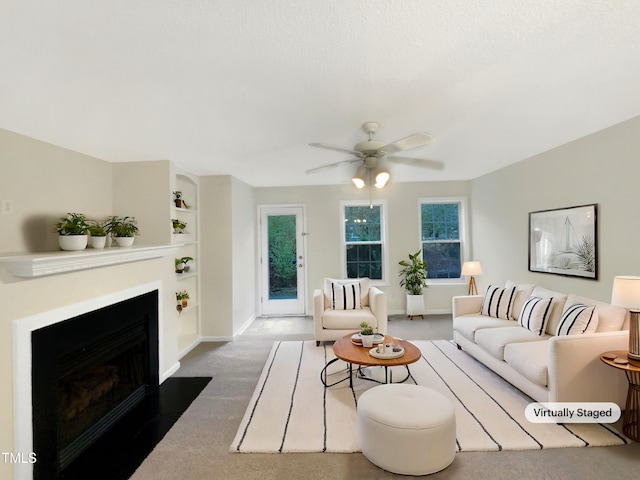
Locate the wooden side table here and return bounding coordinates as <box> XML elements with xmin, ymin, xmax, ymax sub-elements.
<box><xmin>599</xmin><ymin>350</ymin><xmax>640</xmax><ymax>442</ymax></box>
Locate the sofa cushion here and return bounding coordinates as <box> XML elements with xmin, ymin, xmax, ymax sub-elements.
<box><xmin>504</xmin><ymin>281</ymin><xmax>537</xmax><ymax>320</ymax></box>
<box><xmin>564</xmin><ymin>293</ymin><xmax>627</xmax><ymax>332</ymax></box>
<box><xmin>504</xmin><ymin>341</ymin><xmax>549</xmax><ymax>387</ymax></box>
<box><xmin>556</xmin><ymin>303</ymin><xmax>599</xmax><ymax>335</ymax></box>
<box><xmin>480</xmin><ymin>285</ymin><xmax>517</xmax><ymax>320</ymax></box>
<box><xmin>475</xmin><ymin>326</ymin><xmax>550</xmax><ymax>360</ymax></box>
<box><xmin>453</xmin><ymin>314</ymin><xmax>514</xmax><ymax>342</ymax></box>
<box><xmin>322</xmin><ymin>306</ymin><xmax>377</xmax><ymax>330</ymax></box>
<box><xmin>531</xmin><ymin>286</ymin><xmax>568</xmax><ymax>335</ymax></box>
<box><xmin>519</xmin><ymin>296</ymin><xmax>553</xmax><ymax>336</ymax></box>
<box><xmin>324</xmin><ymin>278</ymin><xmax>369</xmax><ymax>308</ymax></box>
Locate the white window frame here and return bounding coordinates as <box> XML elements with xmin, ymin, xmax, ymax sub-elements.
<box><xmin>418</xmin><ymin>196</ymin><xmax>469</xmax><ymax>286</ymax></box>
<box><xmin>340</xmin><ymin>200</ymin><xmax>389</xmax><ymax>286</ymax></box>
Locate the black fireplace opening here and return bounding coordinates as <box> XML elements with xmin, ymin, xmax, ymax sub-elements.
<box><xmin>32</xmin><ymin>290</ymin><xmax>159</xmax><ymax>480</ymax></box>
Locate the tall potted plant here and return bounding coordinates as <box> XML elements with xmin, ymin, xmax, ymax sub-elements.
<box><xmin>398</xmin><ymin>250</ymin><xmax>428</xmax><ymax>319</ymax></box>
<box><xmin>54</xmin><ymin>213</ymin><xmax>89</xmax><ymax>251</ymax></box>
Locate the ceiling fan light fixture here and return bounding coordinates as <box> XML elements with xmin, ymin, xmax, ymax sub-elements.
<box><xmin>352</xmin><ymin>165</ymin><xmax>367</xmax><ymax>189</ymax></box>
<box><xmin>374</xmin><ymin>169</ymin><xmax>390</xmax><ymax>188</ymax></box>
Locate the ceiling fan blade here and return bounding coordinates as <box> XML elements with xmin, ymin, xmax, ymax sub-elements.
<box><xmin>305</xmin><ymin>158</ymin><xmax>361</xmax><ymax>174</ymax></box>
<box><xmin>378</xmin><ymin>133</ymin><xmax>435</xmax><ymax>155</ymax></box>
<box><xmin>309</xmin><ymin>143</ymin><xmax>365</xmax><ymax>157</ymax></box>
<box><xmin>387</xmin><ymin>156</ymin><xmax>444</xmax><ymax>170</ymax></box>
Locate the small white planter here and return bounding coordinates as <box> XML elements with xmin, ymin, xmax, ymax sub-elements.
<box><xmin>58</xmin><ymin>235</ymin><xmax>88</xmax><ymax>251</ymax></box>
<box><xmin>88</xmin><ymin>236</ymin><xmax>107</xmax><ymax>249</ymax></box>
<box><xmin>113</xmin><ymin>236</ymin><xmax>135</xmax><ymax>247</ymax></box>
<box><xmin>361</xmin><ymin>334</ymin><xmax>375</xmax><ymax>347</ymax></box>
<box><xmin>406</xmin><ymin>294</ymin><xmax>426</xmax><ymax>318</ymax></box>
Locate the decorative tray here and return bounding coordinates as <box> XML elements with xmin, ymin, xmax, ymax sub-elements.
<box><xmin>351</xmin><ymin>333</ymin><xmax>385</xmax><ymax>345</ymax></box>
<box><xmin>369</xmin><ymin>346</ymin><xmax>405</xmax><ymax>359</ymax></box>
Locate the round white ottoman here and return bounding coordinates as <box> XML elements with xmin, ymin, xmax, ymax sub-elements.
<box><xmin>357</xmin><ymin>384</ymin><xmax>456</xmax><ymax>475</ymax></box>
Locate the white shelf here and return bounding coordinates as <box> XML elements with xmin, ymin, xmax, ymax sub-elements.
<box><xmin>0</xmin><ymin>244</ymin><xmax>180</xmax><ymax>278</ymax></box>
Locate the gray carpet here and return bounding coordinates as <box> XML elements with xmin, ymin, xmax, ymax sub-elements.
<box><xmin>129</xmin><ymin>315</ymin><xmax>640</xmax><ymax>479</ymax></box>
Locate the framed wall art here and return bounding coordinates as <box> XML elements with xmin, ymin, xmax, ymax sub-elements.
<box><xmin>528</xmin><ymin>204</ymin><xmax>598</xmax><ymax>279</ymax></box>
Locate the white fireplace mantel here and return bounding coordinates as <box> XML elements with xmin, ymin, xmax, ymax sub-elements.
<box><xmin>0</xmin><ymin>244</ymin><xmax>180</xmax><ymax>278</ymax></box>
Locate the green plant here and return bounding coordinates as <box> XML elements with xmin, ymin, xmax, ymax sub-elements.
<box><xmin>398</xmin><ymin>250</ymin><xmax>428</xmax><ymax>295</ymax></box>
<box><xmin>359</xmin><ymin>321</ymin><xmax>374</xmax><ymax>336</ymax></box>
<box><xmin>106</xmin><ymin>216</ymin><xmax>139</xmax><ymax>237</ymax></box>
<box><xmin>86</xmin><ymin>220</ymin><xmax>107</xmax><ymax>236</ymax></box>
<box><xmin>175</xmin><ymin>258</ymin><xmax>185</xmax><ymax>272</ymax></box>
<box><xmin>180</xmin><ymin>256</ymin><xmax>194</xmax><ymax>265</ymax></box>
<box><xmin>176</xmin><ymin>290</ymin><xmax>190</xmax><ymax>300</ymax></box>
<box><xmin>172</xmin><ymin>218</ymin><xmax>187</xmax><ymax>232</ymax></box>
<box><xmin>54</xmin><ymin>213</ymin><xmax>89</xmax><ymax>235</ymax></box>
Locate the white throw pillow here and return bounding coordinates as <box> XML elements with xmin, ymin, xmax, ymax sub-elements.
<box><xmin>556</xmin><ymin>303</ymin><xmax>599</xmax><ymax>336</ymax></box>
<box><xmin>481</xmin><ymin>285</ymin><xmax>517</xmax><ymax>320</ymax></box>
<box><xmin>519</xmin><ymin>296</ymin><xmax>553</xmax><ymax>336</ymax></box>
<box><xmin>324</xmin><ymin>278</ymin><xmax>367</xmax><ymax>310</ymax></box>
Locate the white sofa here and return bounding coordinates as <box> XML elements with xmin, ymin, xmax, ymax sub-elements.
<box><xmin>314</xmin><ymin>278</ymin><xmax>387</xmax><ymax>346</ymax></box>
<box><xmin>452</xmin><ymin>281</ymin><xmax>630</xmax><ymax>408</ymax></box>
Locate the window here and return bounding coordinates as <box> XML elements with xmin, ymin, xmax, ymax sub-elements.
<box><xmin>341</xmin><ymin>201</ymin><xmax>387</xmax><ymax>282</ymax></box>
<box><xmin>420</xmin><ymin>198</ymin><xmax>467</xmax><ymax>280</ymax></box>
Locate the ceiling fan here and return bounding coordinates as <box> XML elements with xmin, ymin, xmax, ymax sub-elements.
<box><xmin>307</xmin><ymin>122</ymin><xmax>443</xmax><ymax>187</ymax></box>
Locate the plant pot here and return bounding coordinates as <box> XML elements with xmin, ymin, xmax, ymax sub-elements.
<box><xmin>361</xmin><ymin>334</ymin><xmax>375</xmax><ymax>348</ymax></box>
<box><xmin>406</xmin><ymin>294</ymin><xmax>426</xmax><ymax>317</ymax></box>
<box><xmin>58</xmin><ymin>234</ymin><xmax>88</xmax><ymax>251</ymax></box>
<box><xmin>114</xmin><ymin>236</ymin><xmax>135</xmax><ymax>247</ymax></box>
<box><xmin>88</xmin><ymin>236</ymin><xmax>106</xmax><ymax>249</ymax></box>
<box><xmin>181</xmin><ymin>299</ymin><xmax>188</xmax><ymax>308</ymax></box>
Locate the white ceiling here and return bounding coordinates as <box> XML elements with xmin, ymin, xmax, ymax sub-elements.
<box><xmin>2</xmin><ymin>1</ymin><xmax>640</xmax><ymax>187</ymax></box>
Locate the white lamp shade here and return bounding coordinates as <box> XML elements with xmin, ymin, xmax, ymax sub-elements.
<box><xmin>611</xmin><ymin>276</ymin><xmax>640</xmax><ymax>309</ymax></box>
<box><xmin>352</xmin><ymin>165</ymin><xmax>366</xmax><ymax>189</ymax></box>
<box><xmin>461</xmin><ymin>261</ymin><xmax>483</xmax><ymax>276</ymax></box>
<box><xmin>374</xmin><ymin>170</ymin><xmax>390</xmax><ymax>188</ymax></box>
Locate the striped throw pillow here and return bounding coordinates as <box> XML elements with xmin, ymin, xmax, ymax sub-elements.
<box><xmin>556</xmin><ymin>303</ymin><xmax>599</xmax><ymax>336</ymax></box>
<box><xmin>519</xmin><ymin>296</ymin><xmax>553</xmax><ymax>336</ymax></box>
<box><xmin>481</xmin><ymin>285</ymin><xmax>517</xmax><ymax>320</ymax></box>
<box><xmin>331</xmin><ymin>282</ymin><xmax>362</xmax><ymax>310</ymax></box>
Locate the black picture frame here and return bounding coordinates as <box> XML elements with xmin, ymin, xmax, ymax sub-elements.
<box><xmin>528</xmin><ymin>204</ymin><xmax>598</xmax><ymax>280</ymax></box>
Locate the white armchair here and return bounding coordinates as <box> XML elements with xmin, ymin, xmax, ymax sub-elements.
<box><xmin>314</xmin><ymin>278</ymin><xmax>387</xmax><ymax>345</ymax></box>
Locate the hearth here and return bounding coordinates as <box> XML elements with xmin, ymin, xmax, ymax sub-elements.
<box><xmin>31</xmin><ymin>291</ymin><xmax>159</xmax><ymax>479</ymax></box>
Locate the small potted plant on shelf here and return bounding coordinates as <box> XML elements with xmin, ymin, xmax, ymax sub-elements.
<box><xmin>175</xmin><ymin>258</ymin><xmax>185</xmax><ymax>273</ymax></box>
<box><xmin>172</xmin><ymin>219</ymin><xmax>187</xmax><ymax>234</ymax></box>
<box><xmin>398</xmin><ymin>250</ymin><xmax>428</xmax><ymax>319</ymax></box>
<box><xmin>176</xmin><ymin>290</ymin><xmax>190</xmax><ymax>308</ymax></box>
<box><xmin>173</xmin><ymin>191</ymin><xmax>183</xmax><ymax>208</ymax></box>
<box><xmin>54</xmin><ymin>213</ymin><xmax>89</xmax><ymax>251</ymax></box>
<box><xmin>359</xmin><ymin>321</ymin><xmax>375</xmax><ymax>347</ymax></box>
<box><xmin>180</xmin><ymin>256</ymin><xmax>194</xmax><ymax>272</ymax></box>
<box><xmin>106</xmin><ymin>216</ymin><xmax>139</xmax><ymax>247</ymax></box>
<box><xmin>87</xmin><ymin>220</ymin><xmax>107</xmax><ymax>249</ymax></box>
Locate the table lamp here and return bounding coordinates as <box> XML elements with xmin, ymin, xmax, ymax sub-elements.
<box><xmin>461</xmin><ymin>261</ymin><xmax>483</xmax><ymax>295</ymax></box>
<box><xmin>611</xmin><ymin>275</ymin><xmax>640</xmax><ymax>363</ymax></box>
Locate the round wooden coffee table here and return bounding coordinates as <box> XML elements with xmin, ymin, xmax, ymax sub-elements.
<box><xmin>321</xmin><ymin>332</ymin><xmax>421</xmax><ymax>387</ymax></box>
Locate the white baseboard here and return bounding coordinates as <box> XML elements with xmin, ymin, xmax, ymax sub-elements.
<box><xmin>200</xmin><ymin>336</ymin><xmax>234</xmax><ymax>342</ymax></box>
<box><xmin>161</xmin><ymin>361</ymin><xmax>181</xmax><ymax>382</ymax></box>
<box><xmin>234</xmin><ymin>315</ymin><xmax>257</xmax><ymax>337</ymax></box>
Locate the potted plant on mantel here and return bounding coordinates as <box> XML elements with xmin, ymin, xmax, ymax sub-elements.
<box><xmin>106</xmin><ymin>216</ymin><xmax>139</xmax><ymax>247</ymax></box>
<box><xmin>398</xmin><ymin>250</ymin><xmax>428</xmax><ymax>320</ymax></box>
<box><xmin>87</xmin><ymin>220</ymin><xmax>108</xmax><ymax>249</ymax></box>
<box><xmin>54</xmin><ymin>213</ymin><xmax>89</xmax><ymax>251</ymax></box>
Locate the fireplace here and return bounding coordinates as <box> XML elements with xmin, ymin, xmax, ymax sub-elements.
<box><xmin>31</xmin><ymin>291</ymin><xmax>159</xmax><ymax>479</ymax></box>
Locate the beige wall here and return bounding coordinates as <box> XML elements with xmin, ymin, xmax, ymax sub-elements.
<box><xmin>254</xmin><ymin>180</ymin><xmax>472</xmax><ymax>314</ymax></box>
<box><xmin>470</xmin><ymin>115</ymin><xmax>640</xmax><ymax>301</ymax></box>
<box><xmin>0</xmin><ymin>131</ymin><xmax>179</xmax><ymax>478</ymax></box>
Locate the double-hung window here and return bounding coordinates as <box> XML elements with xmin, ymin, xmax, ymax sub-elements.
<box><xmin>420</xmin><ymin>198</ymin><xmax>467</xmax><ymax>280</ymax></box>
<box><xmin>341</xmin><ymin>201</ymin><xmax>387</xmax><ymax>282</ymax></box>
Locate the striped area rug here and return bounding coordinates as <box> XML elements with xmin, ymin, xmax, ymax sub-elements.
<box><xmin>230</xmin><ymin>340</ymin><xmax>628</xmax><ymax>453</ymax></box>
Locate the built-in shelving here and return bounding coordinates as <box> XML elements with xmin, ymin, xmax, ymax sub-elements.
<box><xmin>172</xmin><ymin>169</ymin><xmax>201</xmax><ymax>358</ymax></box>
<box><xmin>0</xmin><ymin>244</ymin><xmax>179</xmax><ymax>278</ymax></box>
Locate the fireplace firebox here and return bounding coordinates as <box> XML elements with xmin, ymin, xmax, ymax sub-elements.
<box><xmin>31</xmin><ymin>291</ymin><xmax>159</xmax><ymax>479</ymax></box>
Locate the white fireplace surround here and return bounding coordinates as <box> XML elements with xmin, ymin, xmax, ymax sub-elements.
<box><xmin>12</xmin><ymin>281</ymin><xmax>168</xmax><ymax>480</ymax></box>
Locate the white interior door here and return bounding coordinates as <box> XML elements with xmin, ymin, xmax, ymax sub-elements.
<box><xmin>260</xmin><ymin>206</ymin><xmax>306</xmax><ymax>315</ymax></box>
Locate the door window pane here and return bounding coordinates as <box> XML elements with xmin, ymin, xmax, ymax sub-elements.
<box><xmin>268</xmin><ymin>215</ymin><xmax>298</xmax><ymax>299</ymax></box>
